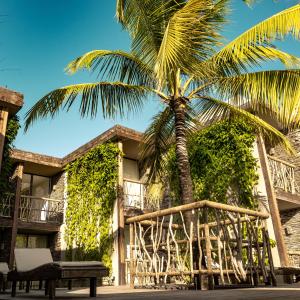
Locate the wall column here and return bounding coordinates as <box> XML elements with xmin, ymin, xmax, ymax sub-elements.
<box><xmin>117</xmin><ymin>141</ymin><xmax>125</xmax><ymax>285</ymax></box>
<box><xmin>9</xmin><ymin>163</ymin><xmax>24</xmax><ymax>268</ymax></box>
<box><xmin>0</xmin><ymin>108</ymin><xmax>9</xmax><ymax>172</ymax></box>
<box><xmin>256</xmin><ymin>135</ymin><xmax>289</xmax><ymax>267</ymax></box>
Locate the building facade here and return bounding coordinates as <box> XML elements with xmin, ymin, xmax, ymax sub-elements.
<box><xmin>0</xmin><ymin>87</ymin><xmax>300</xmax><ymax>285</ymax></box>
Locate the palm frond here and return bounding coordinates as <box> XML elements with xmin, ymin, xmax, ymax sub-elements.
<box><xmin>25</xmin><ymin>82</ymin><xmax>151</xmax><ymax>131</ymax></box>
<box><xmin>140</xmin><ymin>104</ymin><xmax>202</xmax><ymax>182</ymax></box>
<box><xmin>66</xmin><ymin>50</ymin><xmax>155</xmax><ymax>87</ymax></box>
<box><xmin>139</xmin><ymin>107</ymin><xmax>175</xmax><ymax>182</ymax></box>
<box><xmin>214</xmin><ymin>70</ymin><xmax>300</xmax><ymax>131</ymax></box>
<box><xmin>193</xmin><ymin>95</ymin><xmax>294</xmax><ymax>153</ymax></box>
<box><xmin>155</xmin><ymin>0</ymin><xmax>228</xmax><ymax>82</ymax></box>
<box><xmin>210</xmin><ymin>4</ymin><xmax>300</xmax><ymax>74</ymax></box>
<box><xmin>115</xmin><ymin>0</ymin><xmax>172</xmax><ymax>67</ymax></box>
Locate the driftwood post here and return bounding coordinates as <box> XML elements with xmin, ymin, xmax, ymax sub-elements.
<box><xmin>129</xmin><ymin>223</ymin><xmax>135</xmax><ymax>288</ymax></box>
<box><xmin>204</xmin><ymin>207</ymin><xmax>214</xmax><ymax>290</ymax></box>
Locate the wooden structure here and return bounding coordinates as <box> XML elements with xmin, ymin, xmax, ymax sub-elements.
<box><xmin>126</xmin><ymin>200</ymin><xmax>276</xmax><ymax>290</ymax></box>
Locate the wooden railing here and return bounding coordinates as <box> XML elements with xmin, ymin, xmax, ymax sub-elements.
<box><xmin>126</xmin><ymin>200</ymin><xmax>275</xmax><ymax>289</ymax></box>
<box><xmin>267</xmin><ymin>155</ymin><xmax>299</xmax><ymax>194</ymax></box>
<box><xmin>19</xmin><ymin>195</ymin><xmax>64</xmax><ymax>224</ymax></box>
<box><xmin>0</xmin><ymin>193</ymin><xmax>13</xmax><ymax>217</ymax></box>
<box><xmin>0</xmin><ymin>194</ymin><xmax>64</xmax><ymax>224</ymax></box>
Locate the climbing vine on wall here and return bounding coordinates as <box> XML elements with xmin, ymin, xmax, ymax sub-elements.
<box><xmin>167</xmin><ymin>120</ymin><xmax>258</xmax><ymax>208</ymax></box>
<box><xmin>65</xmin><ymin>143</ymin><xmax>120</xmax><ymax>271</ymax></box>
<box><xmin>0</xmin><ymin>116</ymin><xmax>20</xmax><ymax>193</ymax></box>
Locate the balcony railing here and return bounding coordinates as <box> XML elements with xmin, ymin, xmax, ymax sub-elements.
<box><xmin>123</xmin><ymin>179</ymin><xmax>161</xmax><ymax>211</ymax></box>
<box><xmin>124</xmin><ymin>179</ymin><xmax>145</xmax><ymax>209</ymax></box>
<box><xmin>19</xmin><ymin>195</ymin><xmax>64</xmax><ymax>224</ymax></box>
<box><xmin>0</xmin><ymin>194</ymin><xmax>64</xmax><ymax>224</ymax></box>
<box><xmin>267</xmin><ymin>155</ymin><xmax>299</xmax><ymax>194</ymax></box>
<box><xmin>0</xmin><ymin>194</ymin><xmax>13</xmax><ymax>217</ymax></box>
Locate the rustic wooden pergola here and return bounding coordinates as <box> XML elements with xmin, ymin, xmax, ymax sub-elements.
<box><xmin>126</xmin><ymin>200</ymin><xmax>277</xmax><ymax>290</ymax></box>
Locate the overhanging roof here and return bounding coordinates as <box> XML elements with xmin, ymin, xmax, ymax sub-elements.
<box><xmin>10</xmin><ymin>125</ymin><xmax>144</xmax><ymax>175</ymax></box>
<box><xmin>0</xmin><ymin>87</ymin><xmax>23</xmax><ymax>115</ymax></box>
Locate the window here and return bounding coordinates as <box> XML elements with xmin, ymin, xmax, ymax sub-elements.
<box><xmin>16</xmin><ymin>234</ymin><xmax>48</xmax><ymax>248</ymax></box>
<box><xmin>21</xmin><ymin>174</ymin><xmax>50</xmax><ymax>197</ymax></box>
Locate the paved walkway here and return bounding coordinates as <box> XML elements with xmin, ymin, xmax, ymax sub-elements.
<box><xmin>1</xmin><ymin>284</ymin><xmax>300</xmax><ymax>299</ymax></box>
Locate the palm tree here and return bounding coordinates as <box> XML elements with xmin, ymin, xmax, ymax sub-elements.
<box><xmin>25</xmin><ymin>0</ymin><xmax>300</xmax><ymax>208</ymax></box>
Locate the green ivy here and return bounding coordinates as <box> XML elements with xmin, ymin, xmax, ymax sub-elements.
<box><xmin>65</xmin><ymin>143</ymin><xmax>120</xmax><ymax>271</ymax></box>
<box><xmin>167</xmin><ymin>120</ymin><xmax>258</xmax><ymax>208</ymax></box>
<box><xmin>0</xmin><ymin>116</ymin><xmax>20</xmax><ymax>193</ymax></box>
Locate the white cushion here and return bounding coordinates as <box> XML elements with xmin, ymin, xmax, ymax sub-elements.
<box><xmin>14</xmin><ymin>248</ymin><xmax>53</xmax><ymax>272</ymax></box>
<box><xmin>0</xmin><ymin>263</ymin><xmax>9</xmax><ymax>274</ymax></box>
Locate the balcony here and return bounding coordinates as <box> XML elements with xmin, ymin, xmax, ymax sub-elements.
<box><xmin>124</xmin><ymin>179</ymin><xmax>145</xmax><ymax>210</ymax></box>
<box><xmin>267</xmin><ymin>155</ymin><xmax>299</xmax><ymax>194</ymax></box>
<box><xmin>267</xmin><ymin>155</ymin><xmax>300</xmax><ymax>212</ymax></box>
<box><xmin>123</xmin><ymin>180</ymin><xmax>161</xmax><ymax>212</ymax></box>
<box><xmin>0</xmin><ymin>194</ymin><xmax>64</xmax><ymax>225</ymax></box>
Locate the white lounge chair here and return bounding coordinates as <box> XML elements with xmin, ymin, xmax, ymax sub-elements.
<box><xmin>8</xmin><ymin>248</ymin><xmax>108</xmax><ymax>299</ymax></box>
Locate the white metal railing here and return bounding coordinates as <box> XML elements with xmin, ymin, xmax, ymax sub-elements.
<box><xmin>123</xmin><ymin>179</ymin><xmax>145</xmax><ymax>209</ymax></box>
<box><xmin>19</xmin><ymin>195</ymin><xmax>64</xmax><ymax>224</ymax></box>
<box><xmin>0</xmin><ymin>193</ymin><xmax>13</xmax><ymax>217</ymax></box>
<box><xmin>267</xmin><ymin>155</ymin><xmax>299</xmax><ymax>194</ymax></box>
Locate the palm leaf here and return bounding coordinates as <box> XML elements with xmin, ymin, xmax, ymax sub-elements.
<box><xmin>140</xmin><ymin>104</ymin><xmax>200</xmax><ymax>182</ymax></box>
<box><xmin>116</xmin><ymin>0</ymin><xmax>171</xmax><ymax>67</ymax></box>
<box><xmin>24</xmin><ymin>82</ymin><xmax>151</xmax><ymax>131</ymax></box>
<box><xmin>139</xmin><ymin>107</ymin><xmax>175</xmax><ymax>182</ymax></box>
<box><xmin>210</xmin><ymin>4</ymin><xmax>300</xmax><ymax>73</ymax></box>
<box><xmin>66</xmin><ymin>50</ymin><xmax>155</xmax><ymax>87</ymax></box>
<box><xmin>155</xmin><ymin>0</ymin><xmax>228</xmax><ymax>82</ymax></box>
<box><xmin>214</xmin><ymin>70</ymin><xmax>300</xmax><ymax>131</ymax></box>
<box><xmin>193</xmin><ymin>95</ymin><xmax>294</xmax><ymax>153</ymax></box>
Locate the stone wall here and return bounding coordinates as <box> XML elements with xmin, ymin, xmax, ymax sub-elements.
<box><xmin>280</xmin><ymin>208</ymin><xmax>300</xmax><ymax>267</ymax></box>
<box><xmin>50</xmin><ymin>231</ymin><xmax>62</xmax><ymax>261</ymax></box>
<box><xmin>50</xmin><ymin>172</ymin><xmax>65</xmax><ymax>200</ymax></box>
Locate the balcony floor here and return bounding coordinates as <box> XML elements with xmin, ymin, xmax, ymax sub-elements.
<box><xmin>1</xmin><ymin>284</ymin><xmax>300</xmax><ymax>300</ymax></box>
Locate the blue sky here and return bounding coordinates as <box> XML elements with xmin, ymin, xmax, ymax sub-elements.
<box><xmin>0</xmin><ymin>0</ymin><xmax>299</xmax><ymax>157</ymax></box>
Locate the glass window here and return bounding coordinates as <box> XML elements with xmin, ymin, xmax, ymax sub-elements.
<box><xmin>21</xmin><ymin>174</ymin><xmax>31</xmax><ymax>195</ymax></box>
<box><xmin>123</xmin><ymin>159</ymin><xmax>139</xmax><ymax>181</ymax></box>
<box><xmin>21</xmin><ymin>174</ymin><xmax>50</xmax><ymax>197</ymax></box>
<box><xmin>16</xmin><ymin>234</ymin><xmax>27</xmax><ymax>248</ymax></box>
<box><xmin>16</xmin><ymin>234</ymin><xmax>48</xmax><ymax>248</ymax></box>
<box><xmin>28</xmin><ymin>235</ymin><xmax>48</xmax><ymax>248</ymax></box>
<box><xmin>32</xmin><ymin>176</ymin><xmax>50</xmax><ymax>197</ymax></box>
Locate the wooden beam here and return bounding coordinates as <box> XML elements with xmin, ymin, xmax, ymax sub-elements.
<box><xmin>127</xmin><ymin>200</ymin><xmax>268</xmax><ymax>223</ymax></box>
<box><xmin>117</xmin><ymin>141</ymin><xmax>126</xmax><ymax>285</ymax></box>
<box><xmin>257</xmin><ymin>135</ymin><xmax>289</xmax><ymax>267</ymax></box>
<box><xmin>0</xmin><ymin>108</ymin><xmax>9</xmax><ymax>172</ymax></box>
<box><xmin>129</xmin><ymin>223</ymin><xmax>134</xmax><ymax>288</ymax></box>
<box><xmin>9</xmin><ymin>163</ymin><xmax>23</xmax><ymax>268</ymax></box>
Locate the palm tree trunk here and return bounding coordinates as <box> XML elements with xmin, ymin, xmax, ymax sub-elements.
<box><xmin>172</xmin><ymin>98</ymin><xmax>194</xmax><ymax>206</ymax></box>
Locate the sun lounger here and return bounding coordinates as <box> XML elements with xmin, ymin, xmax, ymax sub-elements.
<box><xmin>7</xmin><ymin>248</ymin><xmax>108</xmax><ymax>299</ymax></box>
